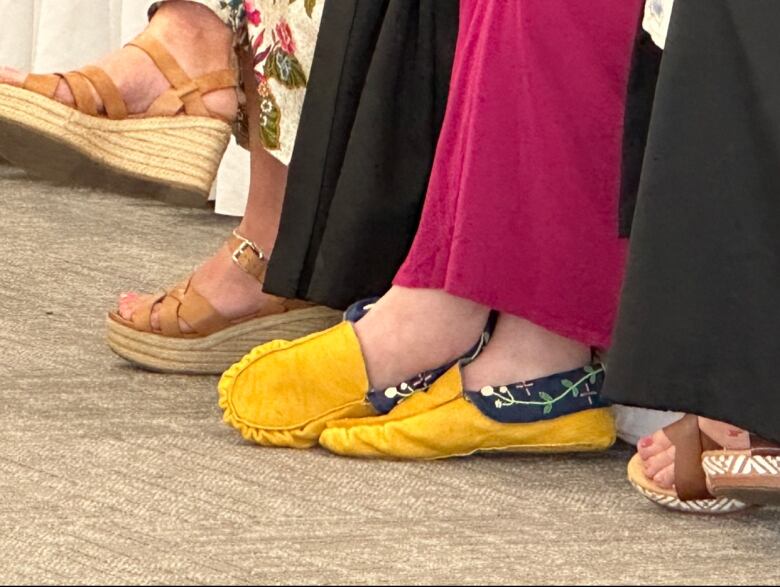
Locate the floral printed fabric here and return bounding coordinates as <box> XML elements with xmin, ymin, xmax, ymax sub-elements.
<box><xmin>149</xmin><ymin>0</ymin><xmax>323</xmax><ymax>164</ymax></box>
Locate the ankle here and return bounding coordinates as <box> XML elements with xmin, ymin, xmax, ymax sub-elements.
<box><xmin>462</xmin><ymin>314</ymin><xmax>591</xmax><ymax>389</ymax></box>
<box><xmin>354</xmin><ymin>288</ymin><xmax>491</xmax><ymax>389</ymax></box>
<box><xmin>149</xmin><ymin>1</ymin><xmax>234</xmax><ymax>69</ymax></box>
<box><xmin>236</xmin><ymin>220</ymin><xmax>277</xmax><ymax>259</ymax></box>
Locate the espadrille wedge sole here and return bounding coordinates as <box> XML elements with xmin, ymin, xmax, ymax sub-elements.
<box><xmin>0</xmin><ymin>31</ymin><xmax>237</xmax><ymax>205</ymax></box>
<box><xmin>107</xmin><ymin>305</ymin><xmax>342</xmax><ymax>375</ymax></box>
<box><xmin>0</xmin><ymin>84</ymin><xmax>231</xmax><ymax>206</ymax></box>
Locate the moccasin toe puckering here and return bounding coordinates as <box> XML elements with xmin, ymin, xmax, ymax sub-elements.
<box><xmin>218</xmin><ymin>322</ymin><xmax>376</xmax><ymax>448</ymax></box>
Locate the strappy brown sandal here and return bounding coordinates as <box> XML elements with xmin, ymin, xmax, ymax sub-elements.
<box><xmin>628</xmin><ymin>414</ymin><xmax>780</xmax><ymax>514</ymax></box>
<box><xmin>0</xmin><ymin>32</ymin><xmax>237</xmax><ymax>205</ymax></box>
<box><xmin>106</xmin><ymin>231</ymin><xmax>342</xmax><ymax>374</ymax></box>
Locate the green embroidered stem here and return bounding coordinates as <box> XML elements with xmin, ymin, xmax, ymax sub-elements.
<box><xmin>483</xmin><ymin>367</ymin><xmax>604</xmax><ymax>414</ymax></box>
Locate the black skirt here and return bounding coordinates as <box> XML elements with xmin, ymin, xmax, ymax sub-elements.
<box><xmin>263</xmin><ymin>0</ymin><xmax>459</xmax><ymax>309</ymax></box>
<box><xmin>605</xmin><ymin>0</ymin><xmax>780</xmax><ymax>443</ymax></box>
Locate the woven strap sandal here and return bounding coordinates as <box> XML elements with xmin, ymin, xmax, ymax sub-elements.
<box><xmin>106</xmin><ymin>231</ymin><xmax>342</xmax><ymax>374</ymax></box>
<box><xmin>0</xmin><ymin>31</ymin><xmax>237</xmax><ymax>205</ymax></box>
<box><xmin>627</xmin><ymin>414</ymin><xmax>780</xmax><ymax>514</ymax></box>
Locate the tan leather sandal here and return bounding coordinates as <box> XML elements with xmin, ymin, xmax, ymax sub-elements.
<box><xmin>628</xmin><ymin>414</ymin><xmax>780</xmax><ymax>514</ymax></box>
<box><xmin>0</xmin><ymin>32</ymin><xmax>237</xmax><ymax>205</ymax></box>
<box><xmin>106</xmin><ymin>231</ymin><xmax>342</xmax><ymax>374</ymax></box>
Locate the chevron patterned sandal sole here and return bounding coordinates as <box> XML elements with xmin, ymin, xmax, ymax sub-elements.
<box><xmin>627</xmin><ymin>453</ymin><xmax>749</xmax><ymax>515</ymax></box>
<box><xmin>703</xmin><ymin>450</ymin><xmax>780</xmax><ymax>507</ymax></box>
<box><xmin>106</xmin><ymin>305</ymin><xmax>343</xmax><ymax>375</ymax></box>
<box><xmin>0</xmin><ymin>84</ymin><xmax>231</xmax><ymax>206</ymax></box>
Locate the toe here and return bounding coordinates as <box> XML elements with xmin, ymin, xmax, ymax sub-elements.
<box><xmin>0</xmin><ymin>67</ymin><xmax>23</xmax><ymax>86</ymax></box>
<box><xmin>643</xmin><ymin>443</ymin><xmax>676</xmax><ymax>480</ymax></box>
<box><xmin>637</xmin><ymin>428</ymin><xmax>672</xmax><ymax>460</ymax></box>
<box><xmin>653</xmin><ymin>463</ymin><xmax>676</xmax><ymax>490</ymax></box>
<box><xmin>118</xmin><ymin>300</ymin><xmax>136</xmax><ymax>321</ymax></box>
<box><xmin>118</xmin><ymin>292</ymin><xmax>148</xmax><ymax>321</ymax></box>
<box><xmin>118</xmin><ymin>292</ymin><xmax>139</xmax><ymax>309</ymax></box>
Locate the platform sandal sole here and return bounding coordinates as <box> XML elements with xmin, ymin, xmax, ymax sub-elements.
<box><xmin>0</xmin><ymin>84</ymin><xmax>231</xmax><ymax>206</ymax></box>
<box><xmin>627</xmin><ymin>453</ymin><xmax>749</xmax><ymax>514</ymax></box>
<box><xmin>106</xmin><ymin>306</ymin><xmax>343</xmax><ymax>375</ymax></box>
<box><xmin>703</xmin><ymin>451</ymin><xmax>780</xmax><ymax>506</ymax></box>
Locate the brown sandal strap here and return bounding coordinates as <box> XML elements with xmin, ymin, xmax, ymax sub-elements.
<box><xmin>144</xmin><ymin>69</ymin><xmax>237</xmax><ymax>118</ymax></box>
<box><xmin>228</xmin><ymin>231</ymin><xmax>268</xmax><ymax>283</ymax></box>
<box><xmin>131</xmin><ymin>291</ymin><xmax>166</xmax><ymax>333</ymax></box>
<box><xmin>62</xmin><ymin>72</ymin><xmax>99</xmax><ymax>116</ymax></box>
<box><xmin>20</xmin><ymin>32</ymin><xmax>234</xmax><ymax>121</ymax></box>
<box><xmin>158</xmin><ymin>292</ymin><xmax>183</xmax><ymax>337</ymax></box>
<box><xmin>23</xmin><ymin>73</ymin><xmax>61</xmax><ymax>98</ymax></box>
<box><xmin>129</xmin><ymin>279</ymin><xmax>231</xmax><ymax>338</ymax></box>
<box><xmin>23</xmin><ymin>71</ymin><xmax>102</xmax><ymax>117</ymax></box>
<box><xmin>128</xmin><ymin>31</ymin><xmax>232</xmax><ymax>118</ymax></box>
<box><xmin>177</xmin><ymin>284</ymin><xmax>233</xmax><ymax>335</ymax></box>
<box><xmin>224</xmin><ymin>231</ymin><xmax>314</xmax><ymax>313</ymax></box>
<box><xmin>22</xmin><ymin>68</ymin><xmax>129</xmax><ymax>119</ymax></box>
<box><xmin>664</xmin><ymin>414</ymin><xmax>721</xmax><ymax>501</ymax></box>
<box><xmin>127</xmin><ymin>32</ymin><xmax>191</xmax><ymax>87</ymax></box>
<box><xmin>79</xmin><ymin>66</ymin><xmax>128</xmax><ymax>120</ymax></box>
<box><xmin>745</xmin><ymin>435</ymin><xmax>780</xmax><ymax>457</ymax></box>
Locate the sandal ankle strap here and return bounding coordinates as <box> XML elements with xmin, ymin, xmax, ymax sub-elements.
<box><xmin>228</xmin><ymin>230</ymin><xmax>267</xmax><ymax>283</ymax></box>
<box><xmin>127</xmin><ymin>31</ymin><xmax>237</xmax><ymax>119</ymax></box>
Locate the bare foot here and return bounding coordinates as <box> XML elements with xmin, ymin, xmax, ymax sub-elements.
<box><xmin>637</xmin><ymin>417</ymin><xmax>751</xmax><ymax>489</ymax></box>
<box><xmin>353</xmin><ymin>287</ymin><xmax>491</xmax><ymax>390</ymax></box>
<box><xmin>0</xmin><ymin>1</ymin><xmax>237</xmax><ymax>120</ymax></box>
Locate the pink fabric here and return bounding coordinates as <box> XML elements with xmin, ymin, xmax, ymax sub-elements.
<box><xmin>394</xmin><ymin>0</ymin><xmax>642</xmax><ymax>347</ymax></box>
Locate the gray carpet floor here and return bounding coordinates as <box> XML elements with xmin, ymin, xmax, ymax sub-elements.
<box><xmin>1</xmin><ymin>165</ymin><xmax>778</xmax><ymax>585</ymax></box>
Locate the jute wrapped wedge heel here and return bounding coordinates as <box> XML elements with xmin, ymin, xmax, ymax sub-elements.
<box><xmin>0</xmin><ymin>32</ymin><xmax>236</xmax><ymax>206</ymax></box>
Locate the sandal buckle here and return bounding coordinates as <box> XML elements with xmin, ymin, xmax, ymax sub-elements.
<box><xmin>232</xmin><ymin>239</ymin><xmax>264</xmax><ymax>263</ymax></box>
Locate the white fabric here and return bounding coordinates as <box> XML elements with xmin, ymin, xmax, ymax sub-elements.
<box><xmin>643</xmin><ymin>0</ymin><xmax>675</xmax><ymax>49</ymax></box>
<box><xmin>0</xmin><ymin>0</ymin><xmax>249</xmax><ymax>217</ymax></box>
<box><xmin>613</xmin><ymin>406</ymin><xmax>683</xmax><ymax>446</ymax></box>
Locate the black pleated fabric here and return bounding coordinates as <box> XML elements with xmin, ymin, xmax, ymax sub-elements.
<box><xmin>605</xmin><ymin>0</ymin><xmax>780</xmax><ymax>442</ymax></box>
<box><xmin>618</xmin><ymin>29</ymin><xmax>662</xmax><ymax>238</ymax></box>
<box><xmin>263</xmin><ymin>0</ymin><xmax>459</xmax><ymax>309</ymax></box>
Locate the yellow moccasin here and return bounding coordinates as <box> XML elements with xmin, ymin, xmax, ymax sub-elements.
<box><xmin>218</xmin><ymin>322</ymin><xmax>377</xmax><ymax>448</ymax></box>
<box><xmin>319</xmin><ymin>365</ymin><xmax>617</xmax><ymax>460</ymax></box>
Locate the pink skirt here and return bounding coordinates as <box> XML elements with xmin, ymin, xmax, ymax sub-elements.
<box><xmin>394</xmin><ymin>0</ymin><xmax>642</xmax><ymax>347</ymax></box>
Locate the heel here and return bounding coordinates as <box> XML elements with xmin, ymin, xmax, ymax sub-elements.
<box><xmin>87</xmin><ymin>116</ymin><xmax>232</xmax><ymax>200</ymax></box>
